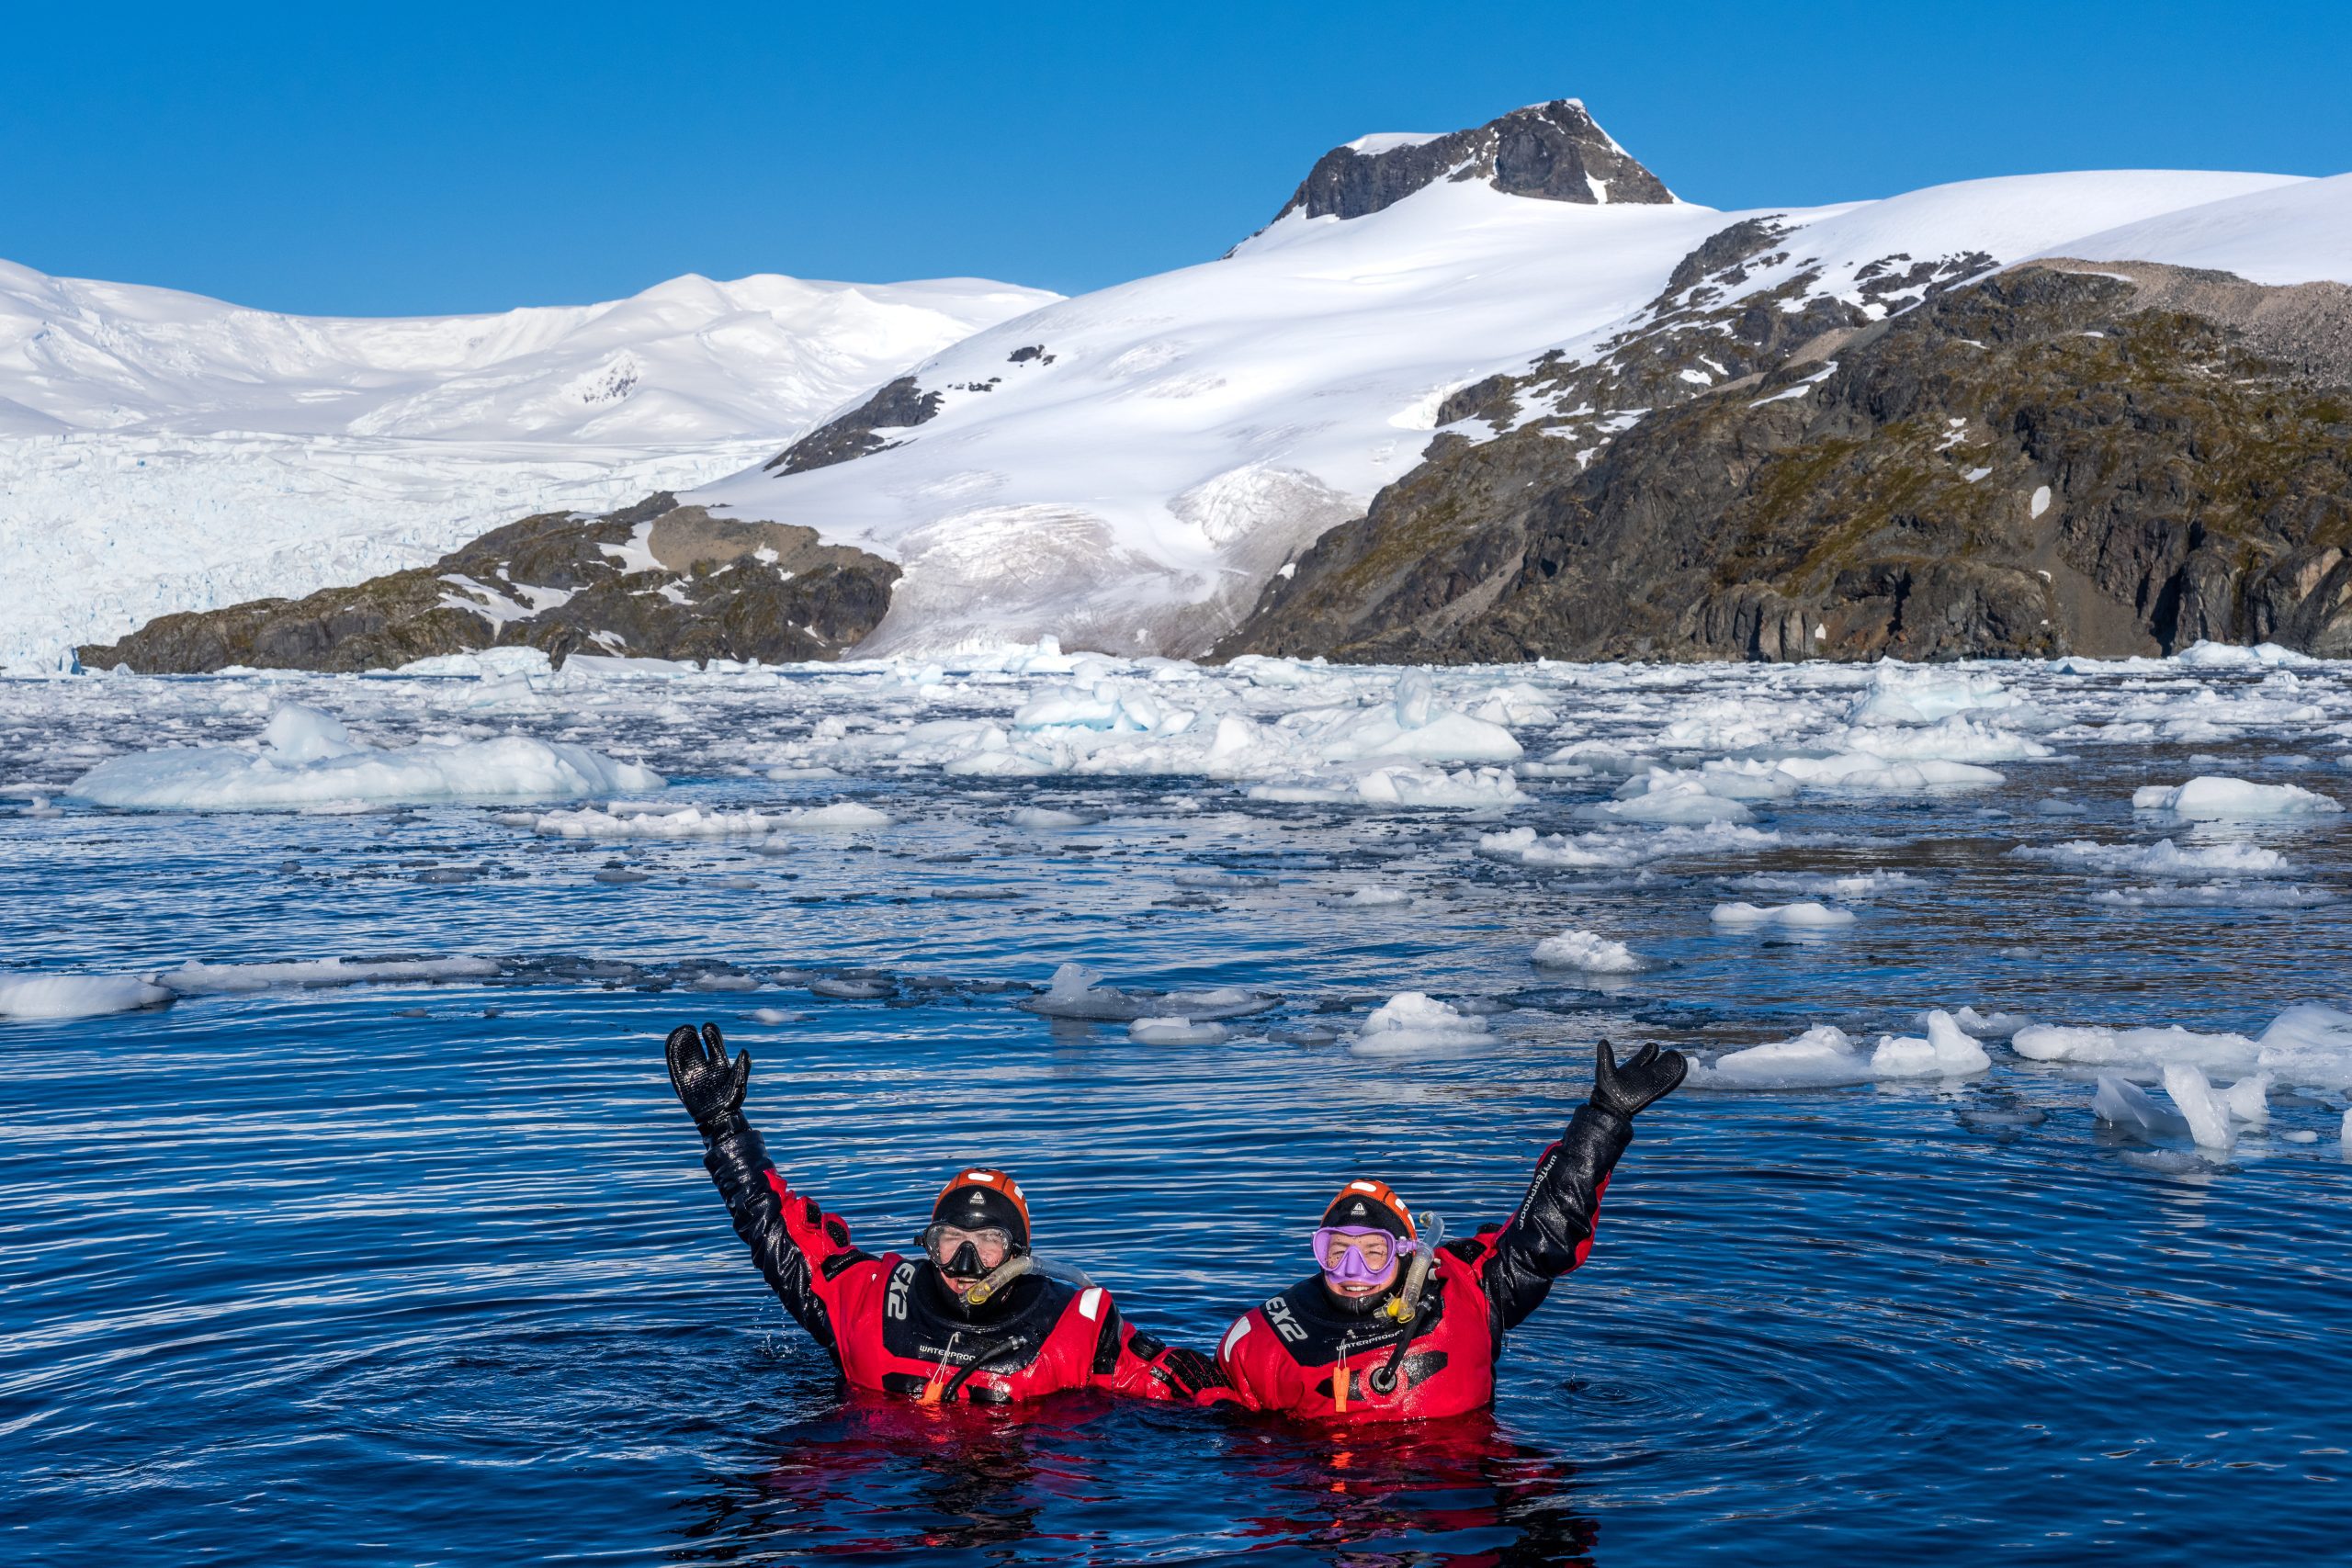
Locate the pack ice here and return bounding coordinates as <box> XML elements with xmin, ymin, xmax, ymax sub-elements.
<box><xmin>66</xmin><ymin>705</ymin><xmax>662</xmax><ymax>809</ymax></box>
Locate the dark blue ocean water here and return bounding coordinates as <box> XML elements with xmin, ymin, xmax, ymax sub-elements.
<box><xmin>5</xmin><ymin>665</ymin><xmax>2351</xmax><ymax>1563</ymax></box>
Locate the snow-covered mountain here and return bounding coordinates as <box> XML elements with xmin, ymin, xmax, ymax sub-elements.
<box><xmin>0</xmin><ymin>263</ymin><xmax>1055</xmax><ymax>667</ymax></box>
<box><xmin>683</xmin><ymin>102</ymin><xmax>2344</xmax><ymax>658</ymax></box>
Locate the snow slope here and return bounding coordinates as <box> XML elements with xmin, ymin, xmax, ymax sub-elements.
<box><xmin>689</xmin><ymin>162</ymin><xmax>2317</xmax><ymax>658</ymax></box>
<box><xmin>2034</xmin><ymin>171</ymin><xmax>2352</xmax><ymax>286</ymax></box>
<box><xmin>0</xmin><ymin>263</ymin><xmax>1055</xmax><ymax>668</ymax></box>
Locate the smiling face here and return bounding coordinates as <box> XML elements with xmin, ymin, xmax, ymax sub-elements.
<box><xmin>1315</xmin><ymin>1225</ymin><xmax>1405</xmax><ymax>1296</ymax></box>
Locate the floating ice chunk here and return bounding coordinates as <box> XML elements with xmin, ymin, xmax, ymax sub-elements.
<box><xmin>1349</xmin><ymin>992</ymin><xmax>1492</xmax><ymax>1055</ymax></box>
<box><xmin>2093</xmin><ymin>1075</ymin><xmax>2189</xmax><ymax>1138</ymax></box>
<box><xmin>2010</xmin><ymin>837</ymin><xmax>2291</xmax><ymax>877</ymax></box>
<box><xmin>1291</xmin><ymin>672</ymin><xmax>1525</xmax><ymax>764</ymax></box>
<box><xmin>1847</xmin><ymin>666</ymin><xmax>2030</xmax><ymax>726</ymax></box>
<box><xmin>1770</xmin><ymin>753</ymin><xmax>2005</xmax><ymax>795</ymax></box>
<box><xmin>2033</xmin><ymin>796</ymin><xmax>2088</xmax><ymax>816</ymax></box>
<box><xmin>1687</xmin><ymin>1026</ymin><xmax>1874</xmax><ymax>1089</ymax></box>
<box><xmin>1297</xmin><ymin>765</ymin><xmax>1526</xmax><ymax>809</ymax></box>
<box><xmin>1130</xmin><ymin>1017</ymin><xmax>1229</xmax><ymax>1044</ymax></box>
<box><xmin>1172</xmin><ymin>870</ymin><xmax>1263</xmax><ymax>890</ymax></box>
<box><xmin>780</xmin><ymin>803</ymin><xmax>893</xmax><ymax>829</ymax></box>
<box><xmin>396</xmin><ymin>647</ymin><xmax>557</xmax><ymax>679</ymax></box>
<box><xmin>1157</xmin><ymin>986</ymin><xmax>1277</xmax><ymax>1020</ymax></box>
<box><xmin>1026</xmin><ymin>963</ymin><xmax>1114</xmax><ymax>1015</ymax></box>
<box><xmin>2091</xmin><ymin>883</ymin><xmax>2330</xmax><ymax>908</ymax></box>
<box><xmin>535</xmin><ymin>805</ymin><xmax>777</xmax><ymax>838</ymax></box>
<box><xmin>750</xmin><ymin>1007</ymin><xmax>797</xmax><ymax>1024</ymax></box>
<box><xmin>1683</xmin><ymin>761</ymin><xmax>1801</xmax><ymax>802</ymax></box>
<box><xmin>689</xmin><ymin>974</ymin><xmax>761</xmax><ymax>992</ymax></box>
<box><xmin>1710</xmin><ymin>900</ymin><xmax>1857</xmax><ymax>929</ymax></box>
<box><xmin>1531</xmin><ymin>930</ymin><xmax>1646</xmax><ymax>973</ymax></box>
<box><xmin>1011</xmin><ymin>807</ymin><xmax>1099</xmax><ymax>828</ymax></box>
<box><xmin>530</xmin><ymin>800</ymin><xmax>888</xmax><ymax>837</ymax></box>
<box><xmin>1838</xmin><ymin>716</ymin><xmax>2054</xmax><ymax>763</ymax></box>
<box><xmin>153</xmin><ymin>956</ymin><xmax>501</xmax><ymax>994</ymax></box>
<box><xmin>0</xmin><ymin>974</ymin><xmax>174</xmax><ymax>1020</ymax></box>
<box><xmin>1600</xmin><ymin>774</ymin><xmax>1755</xmax><ymax>825</ymax></box>
<box><xmin>1736</xmin><ymin>870</ymin><xmax>1924</xmax><ymax>898</ymax></box>
<box><xmin>2161</xmin><ymin>1064</ymin><xmax>2236</xmax><ymax>1150</ymax></box>
<box><xmin>2252</xmin><ymin>1004</ymin><xmax>2352</xmax><ymax>1091</ymax></box>
<box><xmin>2131</xmin><ymin>776</ymin><xmax>2342</xmax><ymax>819</ymax></box>
<box><xmin>2173</xmin><ymin>641</ymin><xmax>2320</xmax><ymax>670</ymax></box>
<box><xmin>1340</xmin><ymin>886</ymin><xmax>1411</xmax><ymax>907</ymax></box>
<box><xmin>944</xmin><ymin>749</ymin><xmax>1059</xmax><ymax>778</ymax></box>
<box><xmin>69</xmin><ymin>705</ymin><xmax>662</xmax><ymax>809</ymax></box>
<box><xmin>2343</xmin><ymin>1108</ymin><xmax>2352</xmax><ymax>1148</ymax></box>
<box><xmin>1951</xmin><ymin>1006</ymin><xmax>2030</xmax><ymax>1039</ymax></box>
<box><xmin>1479</xmin><ymin>821</ymin><xmax>1782</xmax><ymax>870</ymax></box>
<box><xmin>1018</xmin><ymin>963</ymin><xmax>1274</xmax><ymax>1022</ymax></box>
<box><xmin>808</xmin><ymin>976</ymin><xmax>893</xmax><ymax>1000</ymax></box>
<box><xmin>1867</xmin><ymin>1010</ymin><xmax>1992</xmax><ymax>1078</ymax></box>
<box><xmin>2222</xmin><ymin>1072</ymin><xmax>2272</xmax><ymax>1126</ymax></box>
<box><xmin>2011</xmin><ymin>1021</ymin><xmax>2259</xmax><ymax>1076</ymax></box>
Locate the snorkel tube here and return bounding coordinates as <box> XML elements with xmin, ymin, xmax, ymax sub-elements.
<box><xmin>1367</xmin><ymin>1211</ymin><xmax>1445</xmax><ymax>1395</ymax></box>
<box><xmin>957</xmin><ymin>1251</ymin><xmax>1035</xmax><ymax>1307</ymax></box>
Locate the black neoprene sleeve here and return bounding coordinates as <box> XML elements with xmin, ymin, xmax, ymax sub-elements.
<box><xmin>701</xmin><ymin>1111</ymin><xmax>836</xmax><ymax>1352</ymax></box>
<box><xmin>1480</xmin><ymin>1102</ymin><xmax>1634</xmax><ymax>1334</ymax></box>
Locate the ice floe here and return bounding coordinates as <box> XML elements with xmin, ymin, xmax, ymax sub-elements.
<box><xmin>1130</xmin><ymin>1017</ymin><xmax>1230</xmax><ymax>1045</ymax></box>
<box><xmin>0</xmin><ymin>974</ymin><xmax>174</xmax><ymax>1020</ymax></box>
<box><xmin>1710</xmin><ymin>900</ymin><xmax>1858</xmax><ymax>929</ymax></box>
<box><xmin>1689</xmin><ymin>1010</ymin><xmax>1987</xmax><ymax>1089</ymax></box>
<box><xmin>2131</xmin><ymin>775</ymin><xmax>2342</xmax><ymax>819</ymax></box>
<box><xmin>1530</xmin><ymin>930</ymin><xmax>1647</xmax><ymax>973</ymax></box>
<box><xmin>69</xmin><ymin>705</ymin><xmax>661</xmax><ymax>809</ymax></box>
<box><xmin>531</xmin><ymin>800</ymin><xmax>890</xmax><ymax>837</ymax></box>
<box><xmin>2014</xmin><ymin>1004</ymin><xmax>2352</xmax><ymax>1091</ymax></box>
<box><xmin>1017</xmin><ymin>963</ymin><xmax>1276</xmax><ymax>1023</ymax></box>
<box><xmin>153</xmin><ymin>956</ymin><xmax>500</xmax><ymax>994</ymax></box>
<box><xmin>1349</xmin><ymin>992</ymin><xmax>1492</xmax><ymax>1055</ymax></box>
<box><xmin>2011</xmin><ymin>838</ymin><xmax>2291</xmax><ymax>877</ymax></box>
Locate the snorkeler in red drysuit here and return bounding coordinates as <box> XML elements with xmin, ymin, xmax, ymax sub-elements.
<box><xmin>666</xmin><ymin>1022</ymin><xmax>1219</xmax><ymax>1406</ymax></box>
<box><xmin>1212</xmin><ymin>1039</ymin><xmax>1686</xmax><ymax>1424</ymax></box>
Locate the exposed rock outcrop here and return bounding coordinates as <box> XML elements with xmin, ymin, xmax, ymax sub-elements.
<box><xmin>1430</xmin><ymin>216</ymin><xmax>1996</xmax><ymax>478</ymax></box>
<box><xmin>78</xmin><ymin>495</ymin><xmax>900</xmax><ymax>672</ymax></box>
<box><xmin>1272</xmin><ymin>99</ymin><xmax>1673</xmax><ymax>224</ymax></box>
<box><xmin>763</xmin><ymin>376</ymin><xmax>944</xmax><ymax>475</ymax></box>
<box><xmin>1219</xmin><ymin>263</ymin><xmax>2352</xmax><ymax>663</ymax></box>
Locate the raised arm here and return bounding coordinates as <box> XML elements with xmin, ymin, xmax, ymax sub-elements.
<box><xmin>668</xmin><ymin>1022</ymin><xmax>871</xmax><ymax>1359</ymax></box>
<box><xmin>1478</xmin><ymin>1040</ymin><xmax>1686</xmax><ymax>1334</ymax></box>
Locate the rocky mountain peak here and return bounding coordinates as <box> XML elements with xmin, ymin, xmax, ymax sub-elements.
<box><xmin>1272</xmin><ymin>98</ymin><xmax>1674</xmax><ymax>224</ymax></box>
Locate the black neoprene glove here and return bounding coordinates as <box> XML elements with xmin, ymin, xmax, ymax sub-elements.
<box><xmin>1589</xmin><ymin>1038</ymin><xmax>1687</xmax><ymax>1120</ymax></box>
<box><xmin>667</xmin><ymin>1021</ymin><xmax>751</xmax><ymax>1134</ymax></box>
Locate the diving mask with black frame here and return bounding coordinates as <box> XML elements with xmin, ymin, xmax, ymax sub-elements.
<box><xmin>917</xmin><ymin>1221</ymin><xmax>1034</xmax><ymax>1305</ymax></box>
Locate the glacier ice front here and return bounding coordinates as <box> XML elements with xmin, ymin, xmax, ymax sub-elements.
<box><xmin>66</xmin><ymin>705</ymin><xmax>663</xmax><ymax>809</ymax></box>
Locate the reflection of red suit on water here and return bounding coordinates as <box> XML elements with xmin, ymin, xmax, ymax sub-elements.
<box><xmin>679</xmin><ymin>1397</ymin><xmax>1598</xmax><ymax>1563</ymax></box>
<box><xmin>1229</xmin><ymin>1411</ymin><xmax>1600</xmax><ymax>1566</ymax></box>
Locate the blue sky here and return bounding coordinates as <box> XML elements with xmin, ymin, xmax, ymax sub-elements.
<box><xmin>5</xmin><ymin>1</ymin><xmax>2345</xmax><ymax>316</ymax></box>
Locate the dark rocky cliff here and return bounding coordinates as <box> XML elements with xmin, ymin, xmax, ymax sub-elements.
<box><xmin>1272</xmin><ymin>99</ymin><xmax>1673</xmax><ymax>224</ymax></box>
<box><xmin>78</xmin><ymin>495</ymin><xmax>900</xmax><ymax>672</ymax></box>
<box><xmin>1218</xmin><ymin>262</ymin><xmax>2352</xmax><ymax>663</ymax></box>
